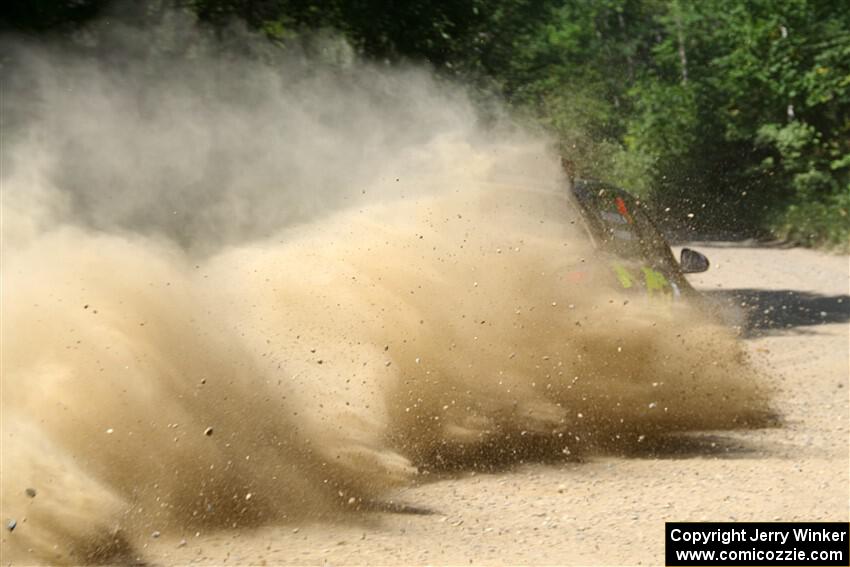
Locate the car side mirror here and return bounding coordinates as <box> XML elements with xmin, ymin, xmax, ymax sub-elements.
<box><xmin>680</xmin><ymin>248</ymin><xmax>710</xmax><ymax>274</ymax></box>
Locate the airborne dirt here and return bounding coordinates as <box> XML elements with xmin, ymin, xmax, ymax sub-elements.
<box><xmin>1</xmin><ymin>183</ymin><xmax>776</xmax><ymax>564</ymax></box>
<box><xmin>1</xmin><ymin>20</ymin><xmax>846</xmax><ymax>566</ymax></box>
<box><xmin>141</xmin><ymin>244</ymin><xmax>849</xmax><ymax>566</ymax></box>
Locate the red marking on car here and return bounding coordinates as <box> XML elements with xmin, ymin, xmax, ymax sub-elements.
<box><xmin>615</xmin><ymin>197</ymin><xmax>633</xmax><ymax>223</ymax></box>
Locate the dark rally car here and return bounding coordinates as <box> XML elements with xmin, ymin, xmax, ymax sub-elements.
<box><xmin>570</xmin><ymin>178</ymin><xmax>711</xmax><ymax>302</ymax></box>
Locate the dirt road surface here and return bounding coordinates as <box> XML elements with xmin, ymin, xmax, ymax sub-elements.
<box><xmin>146</xmin><ymin>243</ymin><xmax>849</xmax><ymax>566</ymax></box>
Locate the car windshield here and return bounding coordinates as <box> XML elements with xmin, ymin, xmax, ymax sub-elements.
<box><xmin>572</xmin><ymin>180</ymin><xmax>681</xmax><ymax>274</ymax></box>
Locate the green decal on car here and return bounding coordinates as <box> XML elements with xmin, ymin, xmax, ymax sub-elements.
<box><xmin>641</xmin><ymin>266</ymin><xmax>671</xmax><ymax>297</ymax></box>
<box><xmin>611</xmin><ymin>263</ymin><xmax>634</xmax><ymax>289</ymax></box>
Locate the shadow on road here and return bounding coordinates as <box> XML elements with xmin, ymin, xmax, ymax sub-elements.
<box><xmin>615</xmin><ymin>433</ymin><xmax>766</xmax><ymax>460</ymax></box>
<box><xmin>703</xmin><ymin>288</ymin><xmax>850</xmax><ymax>337</ymax></box>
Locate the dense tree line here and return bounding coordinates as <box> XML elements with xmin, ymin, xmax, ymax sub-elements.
<box><xmin>3</xmin><ymin>0</ymin><xmax>848</xmax><ymax>246</ymax></box>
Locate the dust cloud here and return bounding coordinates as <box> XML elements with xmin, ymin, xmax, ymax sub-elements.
<box><xmin>1</xmin><ymin>14</ymin><xmax>772</xmax><ymax>564</ymax></box>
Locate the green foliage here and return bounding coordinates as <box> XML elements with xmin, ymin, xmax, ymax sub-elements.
<box><xmin>618</xmin><ymin>0</ymin><xmax>849</xmax><ymax>246</ymax></box>
<box><xmin>626</xmin><ymin>82</ymin><xmax>698</xmax><ymax>162</ymax></box>
<box><xmin>5</xmin><ymin>0</ymin><xmax>848</xmax><ymax>247</ymax></box>
<box><xmin>2</xmin><ymin>0</ymin><xmax>109</xmax><ymax>31</ymax></box>
<box><xmin>770</xmin><ymin>190</ymin><xmax>850</xmax><ymax>250</ymax></box>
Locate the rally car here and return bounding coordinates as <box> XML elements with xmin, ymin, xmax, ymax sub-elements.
<box><xmin>570</xmin><ymin>178</ymin><xmax>711</xmax><ymax>301</ymax></box>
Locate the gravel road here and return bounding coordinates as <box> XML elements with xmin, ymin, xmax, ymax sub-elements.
<box><xmin>146</xmin><ymin>243</ymin><xmax>849</xmax><ymax>566</ymax></box>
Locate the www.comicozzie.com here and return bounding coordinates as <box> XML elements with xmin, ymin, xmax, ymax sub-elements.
<box><xmin>665</xmin><ymin>522</ymin><xmax>849</xmax><ymax>566</ymax></box>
